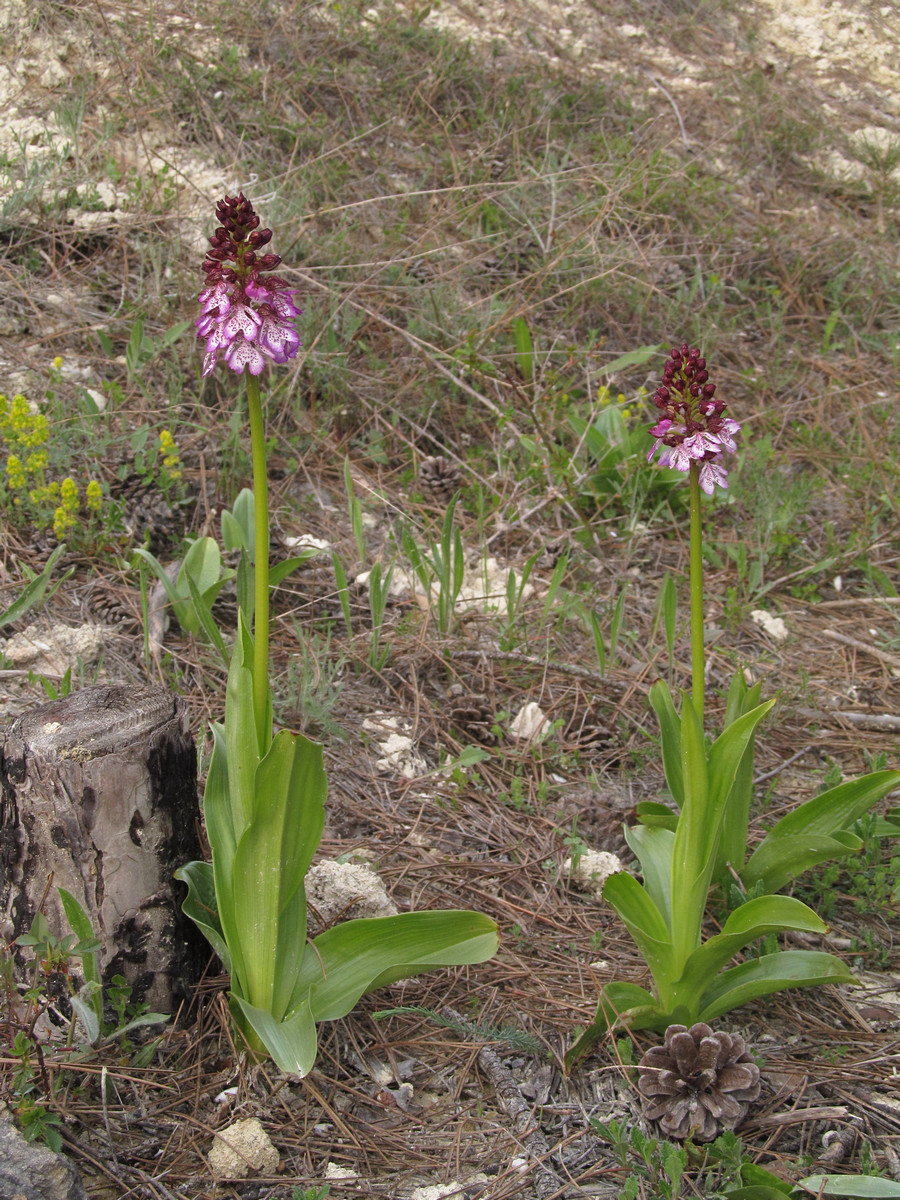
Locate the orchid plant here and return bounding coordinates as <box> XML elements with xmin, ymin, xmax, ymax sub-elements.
<box><xmin>566</xmin><ymin>345</ymin><xmax>900</xmax><ymax>1070</ymax></box>
<box><xmin>175</xmin><ymin>194</ymin><xmax>497</xmax><ymax>1076</ymax></box>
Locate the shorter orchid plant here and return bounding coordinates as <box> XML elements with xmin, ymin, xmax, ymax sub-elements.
<box><xmin>174</xmin><ymin>194</ymin><xmax>497</xmax><ymax>1076</ymax></box>
<box><xmin>566</xmin><ymin>345</ymin><xmax>900</xmax><ymax>1070</ymax></box>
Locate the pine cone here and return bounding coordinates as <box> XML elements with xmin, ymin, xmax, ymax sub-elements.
<box><xmin>637</xmin><ymin>1022</ymin><xmax>760</xmax><ymax>1142</ymax></box>
<box><xmin>110</xmin><ymin>473</ymin><xmax>181</xmax><ymax>554</ymax></box>
<box><xmin>450</xmin><ymin>697</ymin><xmax>498</xmax><ymax>745</ymax></box>
<box><xmin>83</xmin><ymin>580</ymin><xmax>140</xmax><ymax>629</ymax></box>
<box><xmin>419</xmin><ymin>456</ymin><xmax>462</xmax><ymax>502</ymax></box>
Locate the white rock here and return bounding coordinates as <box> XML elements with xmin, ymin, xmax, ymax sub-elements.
<box><xmin>408</xmin><ymin>1179</ymin><xmax>489</xmax><ymax>1200</ymax></box>
<box><xmin>750</xmin><ymin>610</ymin><xmax>789</xmax><ymax>641</ymax></box>
<box><xmin>305</xmin><ymin>860</ymin><xmax>398</xmax><ymax>926</ymax></box>
<box><xmin>2</xmin><ymin>622</ymin><xmax>105</xmax><ymax>675</ymax></box>
<box><xmin>208</xmin><ymin>1117</ymin><xmax>278</xmax><ymax>1180</ymax></box>
<box><xmin>325</xmin><ymin>1162</ymin><xmax>359</xmax><ymax>1179</ymax></box>
<box><xmin>565</xmin><ymin>849</ymin><xmax>624</xmax><ymax>894</ymax></box>
<box><xmin>83</xmin><ymin>387</ymin><xmax>108</xmax><ymax>413</ymax></box>
<box><xmin>282</xmin><ymin>533</ymin><xmax>330</xmax><ymax>553</ymax></box>
<box><xmin>509</xmin><ymin>702</ymin><xmax>549</xmax><ymax>742</ymax></box>
<box><xmin>363</xmin><ymin>714</ymin><xmax>428</xmax><ymax>777</ymax></box>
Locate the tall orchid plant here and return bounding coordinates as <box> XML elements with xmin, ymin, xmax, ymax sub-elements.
<box><xmin>566</xmin><ymin>345</ymin><xmax>899</xmax><ymax>1070</ymax></box>
<box><xmin>175</xmin><ymin>195</ymin><xmax>497</xmax><ymax>1076</ymax></box>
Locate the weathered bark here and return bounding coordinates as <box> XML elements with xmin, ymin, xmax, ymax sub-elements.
<box><xmin>0</xmin><ymin>685</ymin><xmax>206</xmax><ymax>1014</ymax></box>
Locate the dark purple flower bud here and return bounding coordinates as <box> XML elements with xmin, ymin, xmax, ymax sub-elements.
<box><xmin>197</xmin><ymin>194</ymin><xmax>302</xmax><ymax>378</ymax></box>
<box><xmin>647</xmin><ymin>344</ymin><xmax>739</xmax><ymax>493</ymax></box>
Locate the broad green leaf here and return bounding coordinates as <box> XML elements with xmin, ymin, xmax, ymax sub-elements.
<box><xmin>598</xmin><ymin>344</ymin><xmax>663</xmax><ymax>375</ymax></box>
<box><xmin>133</xmin><ymin>547</ymin><xmax>182</xmax><ymax>608</ymax></box>
<box><xmin>736</xmin><ymin>1162</ymin><xmax>794</xmax><ymax>1195</ymax></box>
<box><xmin>182</xmin><ymin>536</ymin><xmax>224</xmax><ymax>596</ymax></box>
<box><xmin>221</xmin><ymin>510</ymin><xmax>249</xmax><ymax>552</ymax></box>
<box><xmin>795</xmin><ymin>1176</ymin><xmax>900</xmax><ymax>1197</ymax></box>
<box><xmin>672</xmin><ymin>697</ymin><xmax>776</xmax><ymax>966</ymax></box>
<box><xmin>174</xmin><ymin>859</ymin><xmax>231</xmax><ymax>974</ymax></box>
<box><xmin>649</xmin><ymin>680</ymin><xmax>683</xmax><ymax>806</ymax></box>
<box><xmin>182</xmin><ymin>563</ymin><xmax>230</xmax><ymax>665</ymax></box>
<box><xmin>698</xmin><ymin>950</ymin><xmax>855</xmax><ymax>1024</ymax></box>
<box><xmin>173</xmin><ymin>537</ymin><xmax>230</xmax><ymax>633</ymax></box>
<box><xmin>231</xmin><ymin>991</ymin><xmax>318</xmax><ymax>1077</ymax></box>
<box><xmin>623</xmin><ymin>824</ymin><xmax>674</xmax><ymax>927</ymax></box>
<box><xmin>717</xmin><ymin>672</ymin><xmax>764</xmax><ymax>880</ymax></box>
<box><xmin>230</xmin><ymin>731</ymin><xmax>326</xmax><ymax>1015</ymax></box>
<box><xmin>747</xmin><ymin>771</ymin><xmax>900</xmax><ymax>871</ymax></box>
<box><xmin>0</xmin><ymin>543</ymin><xmax>71</xmax><ymax>630</ymax></box>
<box><xmin>672</xmin><ymin>896</ymin><xmax>827</xmax><ymax>1013</ymax></box>
<box><xmin>269</xmin><ymin>552</ymin><xmax>316</xmax><ymax>586</ymax></box>
<box><xmin>603</xmin><ymin>872</ymin><xmax>674</xmax><ymax>997</ymax></box>
<box><xmin>670</xmin><ymin>691</ymin><xmax>710</xmax><ymax>966</ymax></box>
<box><xmin>725</xmin><ymin>1189</ymin><xmax>793</xmax><ymax>1200</ymax></box>
<box><xmin>225</xmin><ymin>617</ymin><xmax>262</xmax><ymax>833</ymax></box>
<box><xmin>741</xmin><ymin>831</ymin><xmax>863</xmax><ymax>894</ymax></box>
<box><xmin>293</xmin><ymin>911</ymin><xmax>498</xmax><ymax>1022</ymax></box>
<box><xmin>564</xmin><ymin>981</ymin><xmax>659</xmax><ymax>1070</ymax></box>
<box><xmin>633</xmin><ymin>801</ymin><xmax>678</xmax><ymax>831</ymax></box>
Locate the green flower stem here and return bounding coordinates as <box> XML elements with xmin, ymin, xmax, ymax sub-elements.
<box><xmin>689</xmin><ymin>460</ymin><xmax>704</xmax><ymax>724</ymax></box>
<box><xmin>245</xmin><ymin>370</ymin><xmax>270</xmax><ymax>750</ymax></box>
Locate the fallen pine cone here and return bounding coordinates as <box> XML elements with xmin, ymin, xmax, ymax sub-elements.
<box><xmin>637</xmin><ymin>1022</ymin><xmax>761</xmax><ymax>1142</ymax></box>
<box><xmin>419</xmin><ymin>455</ymin><xmax>462</xmax><ymax>502</ymax></box>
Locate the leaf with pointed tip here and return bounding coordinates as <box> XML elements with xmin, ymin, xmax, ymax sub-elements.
<box><xmin>698</xmin><ymin>950</ymin><xmax>855</xmax><ymax>1024</ymax></box>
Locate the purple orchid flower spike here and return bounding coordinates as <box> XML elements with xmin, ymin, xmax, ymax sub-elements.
<box><xmin>647</xmin><ymin>344</ymin><xmax>739</xmax><ymax>493</ymax></box>
<box><xmin>197</xmin><ymin>193</ymin><xmax>301</xmax><ymax>377</ymax></box>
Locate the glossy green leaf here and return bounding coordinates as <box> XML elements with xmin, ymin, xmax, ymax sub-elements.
<box><xmin>623</xmin><ymin>823</ymin><xmax>674</xmax><ymax>927</ymax></box>
<box><xmin>231</xmin><ymin>731</ymin><xmax>326</xmax><ymax>1016</ymax></box>
<box><xmin>602</xmin><ymin>871</ymin><xmax>674</xmax><ymax>995</ymax></box>
<box><xmin>649</xmin><ymin>680</ymin><xmax>683</xmax><ymax>806</ymax></box>
<box><xmin>672</xmin><ymin>697</ymin><xmax>776</xmax><ymax>967</ymax></box>
<box><xmin>766</xmin><ymin>771</ymin><xmax>900</xmax><ymax>839</ymax></box>
<box><xmin>698</xmin><ymin>950</ymin><xmax>855</xmax><ymax>1024</ymax></box>
<box><xmin>717</xmin><ymin>671</ymin><xmax>764</xmax><ymax>881</ymax></box>
<box><xmin>795</xmin><ymin>1176</ymin><xmax>900</xmax><ymax>1197</ymax></box>
<box><xmin>231</xmin><ymin>992</ymin><xmax>317</xmax><ymax>1077</ymax></box>
<box><xmin>298</xmin><ymin>910</ymin><xmax>498</xmax><ymax>1022</ymax></box>
<box><xmin>633</xmin><ymin>801</ymin><xmax>678</xmax><ymax>831</ymax></box>
<box><xmin>564</xmin><ymin>981</ymin><xmax>659</xmax><ymax>1070</ymax></box>
<box><xmin>741</xmin><ymin>831</ymin><xmax>863</xmax><ymax>894</ymax></box>
<box><xmin>724</xmin><ymin>1188</ymin><xmax>793</xmax><ymax>1200</ymax></box>
<box><xmin>174</xmin><ymin>858</ymin><xmax>231</xmax><ymax>973</ymax></box>
<box><xmin>672</xmin><ymin>896</ymin><xmax>826</xmax><ymax>1013</ymax></box>
<box><xmin>269</xmin><ymin>552</ymin><xmax>317</xmax><ymax>586</ymax></box>
<box><xmin>225</xmin><ymin>617</ymin><xmax>262</xmax><ymax>833</ymax></box>
<box><xmin>670</xmin><ymin>691</ymin><xmax>710</xmax><ymax>965</ymax></box>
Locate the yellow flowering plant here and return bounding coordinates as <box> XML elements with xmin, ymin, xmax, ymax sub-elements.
<box><xmin>0</xmin><ymin>388</ymin><xmax>106</xmax><ymax>543</ymax></box>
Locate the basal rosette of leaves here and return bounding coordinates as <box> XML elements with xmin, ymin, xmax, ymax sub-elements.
<box><xmin>566</xmin><ymin>347</ymin><xmax>900</xmax><ymax>1071</ymax></box>
<box><xmin>175</xmin><ymin>194</ymin><xmax>497</xmax><ymax>1075</ymax></box>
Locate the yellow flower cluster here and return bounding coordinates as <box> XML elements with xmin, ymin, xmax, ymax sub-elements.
<box><xmin>0</xmin><ymin>393</ymin><xmax>49</xmax><ymax>451</ymax></box>
<box><xmin>52</xmin><ymin>477</ymin><xmax>80</xmax><ymax>540</ymax></box>
<box><xmin>0</xmin><ymin>388</ymin><xmax>105</xmax><ymax>540</ymax></box>
<box><xmin>159</xmin><ymin>428</ymin><xmax>182</xmax><ymax>480</ymax></box>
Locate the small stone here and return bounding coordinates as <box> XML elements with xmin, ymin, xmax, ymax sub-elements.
<box><xmin>305</xmin><ymin>860</ymin><xmax>398</xmax><ymax>928</ymax></box>
<box><xmin>208</xmin><ymin>1117</ymin><xmax>278</xmax><ymax>1180</ymax></box>
<box><xmin>750</xmin><ymin>609</ymin><xmax>788</xmax><ymax>641</ymax></box>
<box><xmin>509</xmin><ymin>702</ymin><xmax>549</xmax><ymax>742</ymax></box>
<box><xmin>565</xmin><ymin>849</ymin><xmax>624</xmax><ymax>894</ymax></box>
<box><xmin>0</xmin><ymin>1102</ymin><xmax>87</xmax><ymax>1200</ymax></box>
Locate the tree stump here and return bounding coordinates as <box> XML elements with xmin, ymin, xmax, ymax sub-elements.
<box><xmin>0</xmin><ymin>685</ymin><xmax>207</xmax><ymax>1014</ymax></box>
